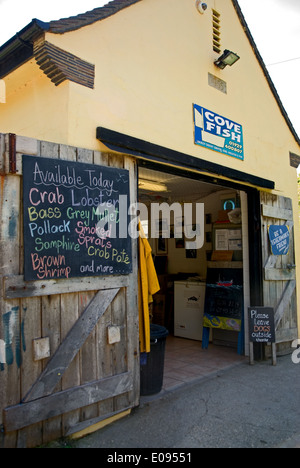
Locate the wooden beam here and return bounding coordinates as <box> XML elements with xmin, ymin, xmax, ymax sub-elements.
<box><xmin>261</xmin><ymin>204</ymin><xmax>293</xmax><ymax>221</ymax></box>
<box><xmin>4</xmin><ymin>372</ymin><xmax>132</xmax><ymax>432</ymax></box>
<box><xmin>23</xmin><ymin>288</ymin><xmax>120</xmax><ymax>402</ymax></box>
<box><xmin>276</xmin><ymin>327</ymin><xmax>298</xmax><ymax>344</ymax></box>
<box><xmin>275</xmin><ymin>280</ymin><xmax>296</xmax><ymax>329</ymax></box>
<box><xmin>4</xmin><ymin>274</ymin><xmax>129</xmax><ymax>299</ymax></box>
<box><xmin>249</xmin><ymin>342</ymin><xmax>254</xmax><ymax>365</ymax></box>
<box><xmin>271</xmin><ymin>343</ymin><xmax>277</xmax><ymax>366</ymax></box>
<box><xmin>67</xmin><ymin>407</ymin><xmax>132</xmax><ymax>437</ymax></box>
<box><xmin>97</xmin><ymin>127</ymin><xmax>275</xmax><ymax>189</ymax></box>
<box><xmin>264</xmin><ymin>268</ymin><xmax>296</xmax><ymax>281</ymax></box>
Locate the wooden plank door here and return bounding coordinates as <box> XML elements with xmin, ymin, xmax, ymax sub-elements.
<box><xmin>260</xmin><ymin>192</ymin><xmax>298</xmax><ymax>350</ymax></box>
<box><xmin>0</xmin><ymin>135</ymin><xmax>139</xmax><ymax>447</ymax></box>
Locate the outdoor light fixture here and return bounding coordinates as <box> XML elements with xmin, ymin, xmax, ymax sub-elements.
<box><xmin>214</xmin><ymin>49</ymin><xmax>240</xmax><ymax>69</ymax></box>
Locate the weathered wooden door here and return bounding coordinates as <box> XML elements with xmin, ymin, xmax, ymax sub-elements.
<box><xmin>0</xmin><ymin>134</ymin><xmax>139</xmax><ymax>448</ymax></box>
<box><xmin>260</xmin><ymin>192</ymin><xmax>298</xmax><ymax>351</ymax></box>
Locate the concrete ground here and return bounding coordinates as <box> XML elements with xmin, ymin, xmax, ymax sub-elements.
<box><xmin>48</xmin><ymin>354</ymin><xmax>300</xmax><ymax>449</ymax></box>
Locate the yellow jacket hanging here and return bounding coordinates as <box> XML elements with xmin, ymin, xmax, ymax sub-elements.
<box><xmin>138</xmin><ymin>223</ymin><xmax>160</xmax><ymax>353</ymax></box>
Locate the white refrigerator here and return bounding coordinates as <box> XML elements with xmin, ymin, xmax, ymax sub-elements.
<box><xmin>174</xmin><ymin>281</ymin><xmax>206</xmax><ymax>341</ymax></box>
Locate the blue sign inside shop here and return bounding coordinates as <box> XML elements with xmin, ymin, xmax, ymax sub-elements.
<box><xmin>193</xmin><ymin>104</ymin><xmax>244</xmax><ymax>160</ymax></box>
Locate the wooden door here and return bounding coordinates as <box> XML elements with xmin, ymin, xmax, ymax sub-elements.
<box><xmin>0</xmin><ymin>135</ymin><xmax>139</xmax><ymax>447</ymax></box>
<box><xmin>260</xmin><ymin>192</ymin><xmax>297</xmax><ymax>350</ymax></box>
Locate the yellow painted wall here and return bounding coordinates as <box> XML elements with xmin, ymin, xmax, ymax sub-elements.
<box><xmin>0</xmin><ymin>59</ymin><xmax>70</xmax><ymax>142</ymax></box>
<box><xmin>39</xmin><ymin>0</ymin><xmax>299</xmax><ymax>194</ymax></box>
<box><xmin>1</xmin><ymin>0</ymin><xmax>299</xmax><ymax>188</ymax></box>
<box><xmin>0</xmin><ymin>0</ymin><xmax>299</xmax><ymax>332</ymax></box>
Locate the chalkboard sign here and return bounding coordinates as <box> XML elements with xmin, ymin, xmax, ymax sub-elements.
<box><xmin>248</xmin><ymin>307</ymin><xmax>275</xmax><ymax>343</ymax></box>
<box><xmin>203</xmin><ymin>268</ymin><xmax>243</xmax><ymax>331</ymax></box>
<box><xmin>23</xmin><ymin>155</ymin><xmax>132</xmax><ymax>281</ymax></box>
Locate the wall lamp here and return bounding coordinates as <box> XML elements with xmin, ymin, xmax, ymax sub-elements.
<box><xmin>214</xmin><ymin>49</ymin><xmax>240</xmax><ymax>69</ymax></box>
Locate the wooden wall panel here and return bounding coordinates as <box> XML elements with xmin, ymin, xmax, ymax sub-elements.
<box><xmin>0</xmin><ymin>134</ymin><xmax>139</xmax><ymax>447</ymax></box>
<box><xmin>260</xmin><ymin>192</ymin><xmax>297</xmax><ymax>350</ymax></box>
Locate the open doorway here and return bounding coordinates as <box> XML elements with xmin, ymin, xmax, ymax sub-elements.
<box><xmin>138</xmin><ymin>164</ymin><xmax>249</xmax><ymax>391</ymax></box>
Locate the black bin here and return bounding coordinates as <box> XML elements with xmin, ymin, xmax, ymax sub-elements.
<box><xmin>140</xmin><ymin>324</ymin><xmax>169</xmax><ymax>396</ymax></box>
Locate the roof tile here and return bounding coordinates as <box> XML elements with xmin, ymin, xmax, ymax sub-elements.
<box><xmin>34</xmin><ymin>41</ymin><xmax>95</xmax><ymax>88</ymax></box>
<box><xmin>48</xmin><ymin>0</ymin><xmax>142</xmax><ymax>33</ymax></box>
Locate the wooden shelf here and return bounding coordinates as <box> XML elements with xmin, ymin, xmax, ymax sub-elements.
<box><xmin>207</xmin><ymin>261</ymin><xmax>243</xmax><ymax>269</ymax></box>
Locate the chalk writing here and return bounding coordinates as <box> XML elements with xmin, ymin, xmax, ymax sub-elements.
<box><xmin>248</xmin><ymin>307</ymin><xmax>275</xmax><ymax>343</ymax></box>
<box><xmin>23</xmin><ymin>156</ymin><xmax>132</xmax><ymax>281</ymax></box>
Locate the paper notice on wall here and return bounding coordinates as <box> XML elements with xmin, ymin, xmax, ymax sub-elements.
<box><xmin>215</xmin><ymin>229</ymin><xmax>229</xmax><ymax>250</ymax></box>
<box><xmin>228</xmin><ymin>239</ymin><xmax>242</xmax><ymax>250</ymax></box>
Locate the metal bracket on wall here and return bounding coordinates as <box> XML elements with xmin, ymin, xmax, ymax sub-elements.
<box><xmin>8</xmin><ymin>133</ymin><xmax>17</xmax><ymax>174</ymax></box>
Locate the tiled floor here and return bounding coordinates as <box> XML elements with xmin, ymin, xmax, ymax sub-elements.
<box><xmin>162</xmin><ymin>335</ymin><xmax>247</xmax><ymax>391</ymax></box>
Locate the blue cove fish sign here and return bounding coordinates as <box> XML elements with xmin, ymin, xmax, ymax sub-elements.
<box><xmin>268</xmin><ymin>225</ymin><xmax>290</xmax><ymax>256</ymax></box>
<box><xmin>193</xmin><ymin>104</ymin><xmax>244</xmax><ymax>160</ymax></box>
